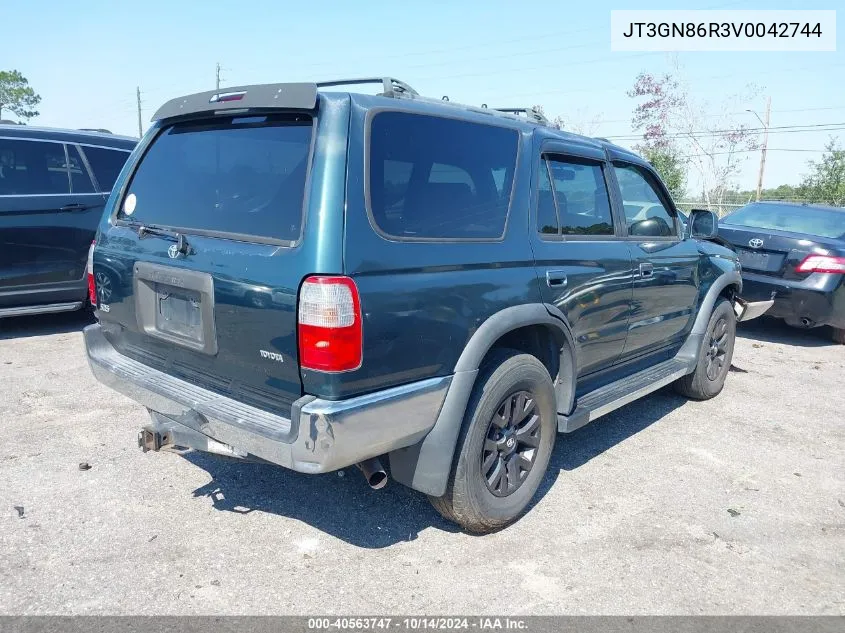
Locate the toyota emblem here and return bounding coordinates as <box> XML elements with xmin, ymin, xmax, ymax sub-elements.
<box><xmin>167</xmin><ymin>244</ymin><xmax>180</xmax><ymax>259</ymax></box>
<box><xmin>748</xmin><ymin>238</ymin><xmax>764</xmax><ymax>249</ymax></box>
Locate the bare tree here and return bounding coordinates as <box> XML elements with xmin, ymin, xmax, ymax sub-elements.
<box><xmin>628</xmin><ymin>65</ymin><xmax>759</xmax><ymax>214</ymax></box>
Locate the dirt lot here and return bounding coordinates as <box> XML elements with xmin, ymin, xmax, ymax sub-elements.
<box><xmin>0</xmin><ymin>312</ymin><xmax>842</xmax><ymax>615</ymax></box>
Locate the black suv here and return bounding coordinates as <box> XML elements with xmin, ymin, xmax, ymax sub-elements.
<box><xmin>84</xmin><ymin>78</ymin><xmax>770</xmax><ymax>532</ymax></box>
<box><xmin>0</xmin><ymin>124</ymin><xmax>136</xmax><ymax>318</ymax></box>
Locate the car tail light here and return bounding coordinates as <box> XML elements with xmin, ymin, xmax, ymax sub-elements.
<box><xmin>87</xmin><ymin>240</ymin><xmax>97</xmax><ymax>305</ymax></box>
<box><xmin>297</xmin><ymin>276</ymin><xmax>362</xmax><ymax>372</ymax></box>
<box><xmin>796</xmin><ymin>254</ymin><xmax>845</xmax><ymax>274</ymax></box>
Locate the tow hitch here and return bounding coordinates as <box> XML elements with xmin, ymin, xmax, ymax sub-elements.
<box><xmin>138</xmin><ymin>427</ymin><xmax>171</xmax><ymax>452</ymax></box>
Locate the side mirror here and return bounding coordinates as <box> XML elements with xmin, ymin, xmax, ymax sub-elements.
<box><xmin>689</xmin><ymin>208</ymin><xmax>718</xmax><ymax>239</ymax></box>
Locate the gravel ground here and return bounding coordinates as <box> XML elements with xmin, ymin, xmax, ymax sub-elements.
<box><xmin>0</xmin><ymin>312</ymin><xmax>842</xmax><ymax>615</ymax></box>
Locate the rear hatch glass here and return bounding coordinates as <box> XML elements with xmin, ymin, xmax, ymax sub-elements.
<box><xmin>120</xmin><ymin>114</ymin><xmax>312</xmax><ymax>243</ymax></box>
<box><xmin>97</xmin><ymin>113</ymin><xmax>314</xmax><ymax>419</ymax></box>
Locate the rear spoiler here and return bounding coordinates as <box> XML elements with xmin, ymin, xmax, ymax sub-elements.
<box><xmin>151</xmin><ymin>77</ymin><xmax>419</xmax><ymax>122</ymax></box>
<box><xmin>152</xmin><ymin>83</ymin><xmax>318</xmax><ymax>122</ymax></box>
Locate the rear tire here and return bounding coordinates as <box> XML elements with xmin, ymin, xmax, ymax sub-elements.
<box><xmin>428</xmin><ymin>349</ymin><xmax>557</xmax><ymax>533</ymax></box>
<box><xmin>674</xmin><ymin>297</ymin><xmax>736</xmax><ymax>400</ymax></box>
<box><xmin>833</xmin><ymin>328</ymin><xmax>845</xmax><ymax>345</ymax></box>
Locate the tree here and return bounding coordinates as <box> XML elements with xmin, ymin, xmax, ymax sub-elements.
<box><xmin>0</xmin><ymin>70</ymin><xmax>41</xmax><ymax>121</ymax></box>
<box><xmin>643</xmin><ymin>147</ymin><xmax>686</xmax><ymax>199</ymax></box>
<box><xmin>799</xmin><ymin>138</ymin><xmax>845</xmax><ymax>206</ymax></box>
<box><xmin>628</xmin><ymin>67</ymin><xmax>759</xmax><ymax>214</ymax></box>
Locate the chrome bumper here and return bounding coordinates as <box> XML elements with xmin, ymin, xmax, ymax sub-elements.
<box><xmin>84</xmin><ymin>324</ymin><xmax>451</xmax><ymax>473</ymax></box>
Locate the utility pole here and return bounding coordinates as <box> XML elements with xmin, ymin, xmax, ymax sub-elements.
<box><xmin>754</xmin><ymin>96</ymin><xmax>771</xmax><ymax>201</ymax></box>
<box><xmin>136</xmin><ymin>86</ymin><xmax>143</xmax><ymax>138</ymax></box>
<box><xmin>216</xmin><ymin>62</ymin><xmax>222</xmax><ymax>90</ymax></box>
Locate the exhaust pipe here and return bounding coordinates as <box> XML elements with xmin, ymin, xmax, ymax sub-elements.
<box><xmin>356</xmin><ymin>458</ymin><xmax>388</xmax><ymax>490</ymax></box>
<box><xmin>801</xmin><ymin>317</ymin><xmax>814</xmax><ymax>328</ymax></box>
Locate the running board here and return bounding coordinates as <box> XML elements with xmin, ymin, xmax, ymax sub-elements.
<box><xmin>558</xmin><ymin>357</ymin><xmax>692</xmax><ymax>433</ymax></box>
<box><xmin>0</xmin><ymin>301</ymin><xmax>83</xmax><ymax>318</ymax></box>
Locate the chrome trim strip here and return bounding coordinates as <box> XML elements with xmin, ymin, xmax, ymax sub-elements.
<box><xmin>0</xmin><ymin>302</ymin><xmax>82</xmax><ymax>318</ymax></box>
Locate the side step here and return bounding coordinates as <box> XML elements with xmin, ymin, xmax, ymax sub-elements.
<box><xmin>0</xmin><ymin>301</ymin><xmax>83</xmax><ymax>318</ymax></box>
<box><xmin>558</xmin><ymin>357</ymin><xmax>692</xmax><ymax>433</ymax></box>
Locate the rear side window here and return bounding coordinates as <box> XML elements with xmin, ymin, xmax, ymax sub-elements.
<box><xmin>0</xmin><ymin>138</ymin><xmax>70</xmax><ymax>195</ymax></box>
<box><xmin>546</xmin><ymin>157</ymin><xmax>613</xmax><ymax>236</ymax></box>
<box><xmin>121</xmin><ymin>114</ymin><xmax>312</xmax><ymax>243</ymax></box>
<box><xmin>82</xmin><ymin>146</ymin><xmax>130</xmax><ymax>191</ymax></box>
<box><xmin>368</xmin><ymin>111</ymin><xmax>519</xmax><ymax>240</ymax></box>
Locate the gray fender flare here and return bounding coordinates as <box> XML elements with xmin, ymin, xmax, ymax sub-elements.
<box><xmin>389</xmin><ymin>304</ymin><xmax>577</xmax><ymax>497</ymax></box>
<box><xmin>677</xmin><ymin>269</ymin><xmax>742</xmax><ymax>363</ymax></box>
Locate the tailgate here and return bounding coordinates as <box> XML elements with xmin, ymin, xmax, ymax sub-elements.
<box><xmin>93</xmin><ymin>113</ymin><xmax>314</xmax><ymax>417</ymax></box>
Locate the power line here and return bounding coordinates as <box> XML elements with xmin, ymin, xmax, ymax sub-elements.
<box><xmin>604</xmin><ymin>123</ymin><xmax>845</xmax><ymax>141</ymax></box>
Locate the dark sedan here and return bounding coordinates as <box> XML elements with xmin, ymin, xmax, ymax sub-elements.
<box><xmin>719</xmin><ymin>201</ymin><xmax>845</xmax><ymax>343</ymax></box>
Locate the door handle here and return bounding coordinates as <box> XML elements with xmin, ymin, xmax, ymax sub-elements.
<box><xmin>60</xmin><ymin>203</ymin><xmax>96</xmax><ymax>212</ymax></box>
<box><xmin>639</xmin><ymin>263</ymin><xmax>654</xmax><ymax>278</ymax></box>
<box><xmin>545</xmin><ymin>270</ymin><xmax>568</xmax><ymax>288</ymax></box>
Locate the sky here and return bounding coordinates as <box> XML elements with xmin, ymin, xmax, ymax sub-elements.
<box><xmin>5</xmin><ymin>0</ymin><xmax>843</xmax><ymax>196</ymax></box>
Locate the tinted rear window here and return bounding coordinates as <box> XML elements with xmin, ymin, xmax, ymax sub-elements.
<box><xmin>368</xmin><ymin>111</ymin><xmax>519</xmax><ymax>240</ymax></box>
<box><xmin>121</xmin><ymin>114</ymin><xmax>312</xmax><ymax>243</ymax></box>
<box><xmin>722</xmin><ymin>203</ymin><xmax>845</xmax><ymax>239</ymax></box>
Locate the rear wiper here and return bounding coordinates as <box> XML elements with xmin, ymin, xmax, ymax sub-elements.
<box><xmin>132</xmin><ymin>222</ymin><xmax>190</xmax><ymax>255</ymax></box>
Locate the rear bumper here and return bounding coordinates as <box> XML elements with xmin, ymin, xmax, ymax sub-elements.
<box><xmin>84</xmin><ymin>323</ymin><xmax>451</xmax><ymax>473</ymax></box>
<box><xmin>740</xmin><ymin>271</ymin><xmax>845</xmax><ymax>329</ymax></box>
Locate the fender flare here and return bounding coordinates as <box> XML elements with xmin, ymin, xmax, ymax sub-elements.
<box><xmin>389</xmin><ymin>303</ymin><xmax>577</xmax><ymax>497</ymax></box>
<box><xmin>678</xmin><ymin>269</ymin><xmax>742</xmax><ymax>362</ymax></box>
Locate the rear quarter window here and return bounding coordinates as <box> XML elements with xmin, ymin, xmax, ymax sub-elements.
<box><xmin>367</xmin><ymin>111</ymin><xmax>519</xmax><ymax>240</ymax></box>
<box><xmin>81</xmin><ymin>146</ymin><xmax>131</xmax><ymax>191</ymax></box>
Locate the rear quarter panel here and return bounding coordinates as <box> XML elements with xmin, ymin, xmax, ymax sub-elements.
<box><xmin>306</xmin><ymin>99</ymin><xmax>540</xmax><ymax>400</ymax></box>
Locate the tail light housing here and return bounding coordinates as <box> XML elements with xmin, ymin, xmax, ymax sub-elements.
<box><xmin>297</xmin><ymin>276</ymin><xmax>362</xmax><ymax>372</ymax></box>
<box><xmin>796</xmin><ymin>254</ymin><xmax>845</xmax><ymax>274</ymax></box>
<box><xmin>87</xmin><ymin>240</ymin><xmax>97</xmax><ymax>305</ymax></box>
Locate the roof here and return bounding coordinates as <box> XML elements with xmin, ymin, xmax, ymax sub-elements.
<box><xmin>0</xmin><ymin>123</ymin><xmax>137</xmax><ymax>149</ymax></box>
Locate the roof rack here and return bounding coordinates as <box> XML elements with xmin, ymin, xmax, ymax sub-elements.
<box><xmin>316</xmin><ymin>77</ymin><xmax>419</xmax><ymax>99</ymax></box>
<box><xmin>79</xmin><ymin>128</ymin><xmax>112</xmax><ymax>134</ymax></box>
<box><xmin>483</xmin><ymin>107</ymin><xmax>549</xmax><ymax>126</ymax></box>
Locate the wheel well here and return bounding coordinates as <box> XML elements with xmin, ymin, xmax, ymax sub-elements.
<box><xmin>719</xmin><ymin>283</ymin><xmax>739</xmax><ymax>304</ymax></box>
<box><xmin>482</xmin><ymin>324</ymin><xmax>562</xmax><ymax>381</ymax></box>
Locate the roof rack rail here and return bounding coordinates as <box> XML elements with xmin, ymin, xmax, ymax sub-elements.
<box><xmin>316</xmin><ymin>77</ymin><xmax>419</xmax><ymax>99</ymax></box>
<box><xmin>482</xmin><ymin>106</ymin><xmax>549</xmax><ymax>125</ymax></box>
<box><xmin>79</xmin><ymin>128</ymin><xmax>112</xmax><ymax>134</ymax></box>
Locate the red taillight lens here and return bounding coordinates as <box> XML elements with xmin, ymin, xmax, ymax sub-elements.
<box><xmin>796</xmin><ymin>254</ymin><xmax>845</xmax><ymax>274</ymax></box>
<box><xmin>297</xmin><ymin>276</ymin><xmax>362</xmax><ymax>372</ymax></box>
<box><xmin>87</xmin><ymin>240</ymin><xmax>97</xmax><ymax>305</ymax></box>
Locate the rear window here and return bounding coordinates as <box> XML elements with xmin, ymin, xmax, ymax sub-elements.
<box><xmin>368</xmin><ymin>111</ymin><xmax>519</xmax><ymax>240</ymax></box>
<box><xmin>722</xmin><ymin>203</ymin><xmax>845</xmax><ymax>239</ymax></box>
<box><xmin>120</xmin><ymin>114</ymin><xmax>312</xmax><ymax>243</ymax></box>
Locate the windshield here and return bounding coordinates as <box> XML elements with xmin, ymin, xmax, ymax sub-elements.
<box><xmin>721</xmin><ymin>203</ymin><xmax>845</xmax><ymax>239</ymax></box>
<box><xmin>120</xmin><ymin>114</ymin><xmax>313</xmax><ymax>243</ymax></box>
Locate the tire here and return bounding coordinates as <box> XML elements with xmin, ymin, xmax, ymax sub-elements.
<box><xmin>428</xmin><ymin>349</ymin><xmax>557</xmax><ymax>533</ymax></box>
<box><xmin>833</xmin><ymin>328</ymin><xmax>845</xmax><ymax>345</ymax></box>
<box><xmin>674</xmin><ymin>297</ymin><xmax>736</xmax><ymax>400</ymax></box>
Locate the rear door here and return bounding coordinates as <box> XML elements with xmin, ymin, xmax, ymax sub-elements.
<box><xmin>610</xmin><ymin>161</ymin><xmax>700</xmax><ymax>361</ymax></box>
<box><xmin>0</xmin><ymin>137</ymin><xmax>103</xmax><ymax>301</ymax></box>
<box><xmin>94</xmin><ymin>113</ymin><xmax>316</xmax><ymax>417</ymax></box>
<box><xmin>530</xmin><ymin>140</ymin><xmax>634</xmax><ymax>377</ymax></box>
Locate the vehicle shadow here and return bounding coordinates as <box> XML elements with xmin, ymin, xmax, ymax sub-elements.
<box><xmin>737</xmin><ymin>316</ymin><xmax>835</xmax><ymax>347</ymax></box>
<box><xmin>184</xmin><ymin>388</ymin><xmax>687</xmax><ymax>546</ymax></box>
<box><xmin>0</xmin><ymin>309</ymin><xmax>94</xmax><ymax>340</ymax></box>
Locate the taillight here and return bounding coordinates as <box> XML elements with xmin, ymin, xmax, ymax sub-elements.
<box><xmin>87</xmin><ymin>240</ymin><xmax>97</xmax><ymax>305</ymax></box>
<box><xmin>796</xmin><ymin>254</ymin><xmax>845</xmax><ymax>274</ymax></box>
<box><xmin>297</xmin><ymin>276</ymin><xmax>362</xmax><ymax>372</ymax></box>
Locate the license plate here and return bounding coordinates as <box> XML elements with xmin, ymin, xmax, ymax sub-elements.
<box><xmin>738</xmin><ymin>249</ymin><xmax>783</xmax><ymax>272</ymax></box>
<box><xmin>156</xmin><ymin>287</ymin><xmax>203</xmax><ymax>341</ymax></box>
